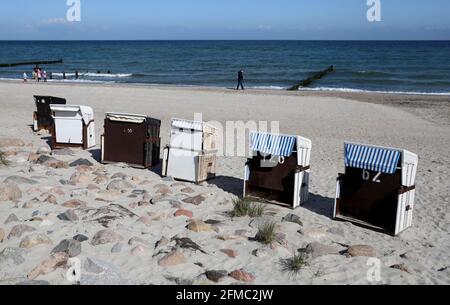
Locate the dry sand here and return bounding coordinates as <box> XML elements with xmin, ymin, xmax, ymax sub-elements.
<box><xmin>0</xmin><ymin>80</ymin><xmax>449</xmax><ymax>285</ymax></box>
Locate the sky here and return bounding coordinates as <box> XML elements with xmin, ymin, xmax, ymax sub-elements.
<box><xmin>0</xmin><ymin>0</ymin><xmax>449</xmax><ymax>40</ymax></box>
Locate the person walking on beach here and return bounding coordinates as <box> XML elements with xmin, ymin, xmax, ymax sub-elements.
<box><xmin>236</xmin><ymin>69</ymin><xmax>245</xmax><ymax>90</ymax></box>
<box><xmin>43</xmin><ymin>70</ymin><xmax>47</xmax><ymax>82</ymax></box>
<box><xmin>23</xmin><ymin>72</ymin><xmax>28</xmax><ymax>83</ymax></box>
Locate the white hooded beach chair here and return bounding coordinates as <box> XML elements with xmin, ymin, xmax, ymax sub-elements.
<box><xmin>169</xmin><ymin>118</ymin><xmax>217</xmax><ymax>151</ymax></box>
<box><xmin>162</xmin><ymin>118</ymin><xmax>218</xmax><ymax>183</ymax></box>
<box><xmin>50</xmin><ymin>105</ymin><xmax>96</xmax><ymax>150</ymax></box>
<box><xmin>244</xmin><ymin>132</ymin><xmax>312</xmax><ymax>209</ymax></box>
<box><xmin>334</xmin><ymin>142</ymin><xmax>418</xmax><ymax>235</ymax></box>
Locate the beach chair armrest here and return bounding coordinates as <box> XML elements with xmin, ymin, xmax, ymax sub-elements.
<box><xmin>399</xmin><ymin>185</ymin><xmax>416</xmax><ymax>195</ymax></box>
<box><xmin>295</xmin><ymin>165</ymin><xmax>310</xmax><ymax>173</ymax></box>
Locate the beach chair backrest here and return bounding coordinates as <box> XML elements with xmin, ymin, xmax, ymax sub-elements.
<box><xmin>249</xmin><ymin>132</ymin><xmax>312</xmax><ymax>166</ymax></box>
<box><xmin>344</xmin><ymin>142</ymin><xmax>418</xmax><ymax>187</ymax></box>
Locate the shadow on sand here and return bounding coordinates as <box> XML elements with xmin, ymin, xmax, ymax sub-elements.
<box><xmin>302</xmin><ymin>193</ymin><xmax>335</xmax><ymax>219</ymax></box>
<box><xmin>208</xmin><ymin>175</ymin><xmax>244</xmax><ymax>197</ymax></box>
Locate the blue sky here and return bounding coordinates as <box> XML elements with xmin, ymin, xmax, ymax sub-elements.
<box><xmin>0</xmin><ymin>0</ymin><xmax>449</xmax><ymax>40</ymax></box>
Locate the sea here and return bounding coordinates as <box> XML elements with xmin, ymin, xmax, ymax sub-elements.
<box><xmin>0</xmin><ymin>40</ymin><xmax>449</xmax><ymax>95</ymax></box>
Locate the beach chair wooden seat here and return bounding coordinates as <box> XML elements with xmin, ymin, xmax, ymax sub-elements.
<box><xmin>244</xmin><ymin>132</ymin><xmax>312</xmax><ymax>209</ymax></box>
<box><xmin>32</xmin><ymin>96</ymin><xmax>66</xmax><ymax>132</ymax></box>
<box><xmin>101</xmin><ymin>112</ymin><xmax>161</xmax><ymax>169</ymax></box>
<box><xmin>49</xmin><ymin>105</ymin><xmax>96</xmax><ymax>150</ymax></box>
<box><xmin>334</xmin><ymin>142</ymin><xmax>418</xmax><ymax>235</ymax></box>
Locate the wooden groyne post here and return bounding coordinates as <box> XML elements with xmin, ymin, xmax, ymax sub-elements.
<box><xmin>0</xmin><ymin>59</ymin><xmax>63</xmax><ymax>68</ymax></box>
<box><xmin>288</xmin><ymin>65</ymin><xmax>334</xmax><ymax>91</ymax></box>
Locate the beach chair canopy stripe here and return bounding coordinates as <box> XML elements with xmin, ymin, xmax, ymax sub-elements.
<box><xmin>172</xmin><ymin>119</ymin><xmax>203</xmax><ymax>131</ymax></box>
<box><xmin>250</xmin><ymin>132</ymin><xmax>296</xmax><ymax>157</ymax></box>
<box><xmin>345</xmin><ymin>143</ymin><xmax>401</xmax><ymax>174</ymax></box>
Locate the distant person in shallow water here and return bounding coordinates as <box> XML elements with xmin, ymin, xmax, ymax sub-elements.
<box><xmin>236</xmin><ymin>69</ymin><xmax>245</xmax><ymax>90</ymax></box>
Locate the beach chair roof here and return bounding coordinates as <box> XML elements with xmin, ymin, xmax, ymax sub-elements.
<box><xmin>250</xmin><ymin>132</ymin><xmax>297</xmax><ymax>157</ymax></box>
<box><xmin>50</xmin><ymin>105</ymin><xmax>94</xmax><ymax>124</ymax></box>
<box><xmin>344</xmin><ymin>142</ymin><xmax>402</xmax><ymax>174</ymax></box>
<box><xmin>171</xmin><ymin>118</ymin><xmax>204</xmax><ymax>131</ymax></box>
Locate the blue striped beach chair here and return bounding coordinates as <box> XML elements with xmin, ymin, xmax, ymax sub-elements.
<box><xmin>244</xmin><ymin>132</ymin><xmax>312</xmax><ymax>209</ymax></box>
<box><xmin>334</xmin><ymin>142</ymin><xmax>418</xmax><ymax>235</ymax></box>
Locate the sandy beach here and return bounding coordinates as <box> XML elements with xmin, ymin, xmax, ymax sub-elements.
<box><xmin>0</xmin><ymin>80</ymin><xmax>449</xmax><ymax>285</ymax></box>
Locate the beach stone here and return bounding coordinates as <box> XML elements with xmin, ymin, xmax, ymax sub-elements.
<box><xmin>4</xmin><ymin>213</ymin><xmax>19</xmax><ymax>224</ymax></box>
<box><xmin>73</xmin><ymin>234</ymin><xmax>89</xmax><ymax>242</ymax></box>
<box><xmin>158</xmin><ymin>249</ymin><xmax>186</xmax><ymax>267</ymax></box>
<box><xmin>187</xmin><ymin>220</ymin><xmax>214</xmax><ymax>232</ymax></box>
<box><xmin>62</xmin><ymin>199</ymin><xmax>87</xmax><ymax>209</ymax></box>
<box><xmin>229</xmin><ymin>269</ymin><xmax>255</xmax><ymax>283</ymax></box>
<box><xmin>155</xmin><ymin>236</ymin><xmax>169</xmax><ymax>249</ymax></box>
<box><xmin>182</xmin><ymin>195</ymin><xmax>206</xmax><ymax>205</ymax></box>
<box><xmin>19</xmin><ymin>233</ymin><xmax>53</xmax><ymax>249</ymax></box>
<box><xmin>111</xmin><ymin>172</ymin><xmax>128</xmax><ymax>180</ymax></box>
<box><xmin>0</xmin><ymin>182</ymin><xmax>22</xmax><ymax>202</ymax></box>
<box><xmin>205</xmin><ymin>270</ymin><xmax>228</xmax><ymax>283</ymax></box>
<box><xmin>137</xmin><ymin>200</ymin><xmax>151</xmax><ymax>207</ymax></box>
<box><xmin>27</xmin><ymin>252</ymin><xmax>69</xmax><ymax>280</ymax></box>
<box><xmin>95</xmin><ymin>190</ymin><xmax>121</xmax><ymax>202</ymax></box>
<box><xmin>221</xmin><ymin>249</ymin><xmax>238</xmax><ymax>258</ymax></box>
<box><xmin>69</xmin><ymin>158</ymin><xmax>93</xmax><ymax>167</ymax></box>
<box><xmin>94</xmin><ymin>175</ymin><xmax>109</xmax><ymax>184</ymax></box>
<box><xmin>131</xmin><ymin>245</ymin><xmax>147</xmax><ymax>256</ymax></box>
<box><xmin>37</xmin><ymin>146</ymin><xmax>51</xmax><ymax>155</ymax></box>
<box><xmin>28</xmin><ymin>153</ymin><xmax>40</xmax><ymax>162</ymax></box>
<box><xmin>0</xmin><ymin>228</ymin><xmax>4</xmax><ymax>242</ymax></box>
<box><xmin>137</xmin><ymin>216</ymin><xmax>152</xmax><ymax>226</ymax></box>
<box><xmin>305</xmin><ymin>242</ymin><xmax>340</xmax><ymax>259</ymax></box>
<box><xmin>91</xmin><ymin>229</ymin><xmax>122</xmax><ymax>246</ymax></box>
<box><xmin>0</xmin><ymin>138</ymin><xmax>25</xmax><ymax>147</ymax></box>
<box><xmin>0</xmin><ymin>247</ymin><xmax>26</xmax><ymax>265</ymax></box>
<box><xmin>217</xmin><ymin>234</ymin><xmax>244</xmax><ymax>241</ymax></box>
<box><xmin>347</xmin><ymin>245</ymin><xmax>377</xmax><ymax>258</ymax></box>
<box><xmin>35</xmin><ymin>155</ymin><xmax>69</xmax><ymax>169</ymax></box>
<box><xmin>111</xmin><ymin>243</ymin><xmax>124</xmax><ymax>253</ymax></box>
<box><xmin>128</xmin><ymin>237</ymin><xmax>148</xmax><ymax>247</ymax></box>
<box><xmin>4</xmin><ymin>176</ymin><xmax>38</xmax><ymax>185</ymax></box>
<box><xmin>58</xmin><ymin>209</ymin><xmax>79</xmax><ymax>222</ymax></box>
<box><xmin>22</xmin><ymin>200</ymin><xmax>35</xmax><ymax>209</ymax></box>
<box><xmin>174</xmin><ymin>209</ymin><xmax>194</xmax><ymax>218</ymax></box>
<box><xmin>53</xmin><ymin>148</ymin><xmax>74</xmax><ymax>156</ymax></box>
<box><xmin>16</xmin><ymin>280</ymin><xmax>50</xmax><ymax>286</ymax></box>
<box><xmin>155</xmin><ymin>185</ymin><xmax>172</xmax><ymax>196</ymax></box>
<box><xmin>390</xmin><ymin>264</ymin><xmax>411</xmax><ymax>274</ymax></box>
<box><xmin>8</xmin><ymin>224</ymin><xmax>35</xmax><ymax>239</ymax></box>
<box><xmin>70</xmin><ymin>174</ymin><xmax>92</xmax><ymax>185</ymax></box>
<box><xmin>107</xmin><ymin>179</ymin><xmax>134</xmax><ymax>191</ymax></box>
<box><xmin>44</xmin><ymin>194</ymin><xmax>58</xmax><ymax>204</ymax></box>
<box><xmin>70</xmin><ymin>188</ymin><xmax>91</xmax><ymax>198</ymax></box>
<box><xmin>298</xmin><ymin>227</ymin><xmax>328</xmax><ymax>239</ymax></box>
<box><xmin>51</xmin><ymin>239</ymin><xmax>82</xmax><ymax>257</ymax></box>
<box><xmin>84</xmin><ymin>257</ymin><xmax>105</xmax><ymax>274</ymax></box>
<box><xmin>181</xmin><ymin>187</ymin><xmax>195</xmax><ymax>194</ymax></box>
<box><xmin>253</xmin><ymin>248</ymin><xmax>271</xmax><ymax>258</ymax></box>
<box><xmin>81</xmin><ymin>257</ymin><xmax>130</xmax><ymax>285</ymax></box>
<box><xmin>87</xmin><ymin>184</ymin><xmax>100</xmax><ymax>191</ymax></box>
<box><xmin>282</xmin><ymin>213</ymin><xmax>303</xmax><ymax>226</ymax></box>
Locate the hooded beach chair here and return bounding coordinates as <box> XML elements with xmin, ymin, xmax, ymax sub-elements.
<box><xmin>244</xmin><ymin>132</ymin><xmax>312</xmax><ymax>209</ymax></box>
<box><xmin>162</xmin><ymin>118</ymin><xmax>218</xmax><ymax>183</ymax></box>
<box><xmin>101</xmin><ymin>112</ymin><xmax>161</xmax><ymax>168</ymax></box>
<box><xmin>32</xmin><ymin>96</ymin><xmax>67</xmax><ymax>132</ymax></box>
<box><xmin>49</xmin><ymin>105</ymin><xmax>96</xmax><ymax>150</ymax></box>
<box><xmin>334</xmin><ymin>142</ymin><xmax>418</xmax><ymax>235</ymax></box>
